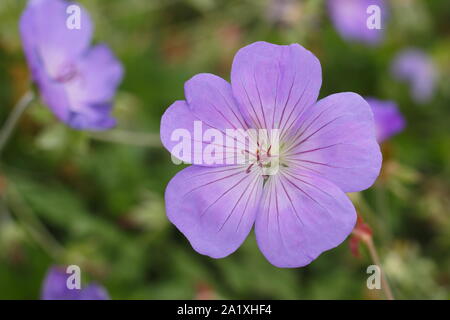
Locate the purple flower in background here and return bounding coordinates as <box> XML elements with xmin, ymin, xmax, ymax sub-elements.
<box><xmin>41</xmin><ymin>266</ymin><xmax>109</xmax><ymax>300</ymax></box>
<box><xmin>20</xmin><ymin>0</ymin><xmax>123</xmax><ymax>130</ymax></box>
<box><xmin>391</xmin><ymin>49</ymin><xmax>437</xmax><ymax>103</ymax></box>
<box><xmin>327</xmin><ymin>0</ymin><xmax>387</xmax><ymax>45</ymax></box>
<box><xmin>365</xmin><ymin>97</ymin><xmax>405</xmax><ymax>143</ymax></box>
<box><xmin>160</xmin><ymin>42</ymin><xmax>381</xmax><ymax>268</ymax></box>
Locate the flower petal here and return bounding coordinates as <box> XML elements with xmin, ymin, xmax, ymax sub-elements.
<box><xmin>69</xmin><ymin>44</ymin><xmax>124</xmax><ymax>104</ymax></box>
<box><xmin>65</xmin><ymin>103</ymin><xmax>117</xmax><ymax>130</ymax></box>
<box><xmin>160</xmin><ymin>100</ymin><xmax>249</xmax><ymax>166</ymax></box>
<box><xmin>391</xmin><ymin>49</ymin><xmax>437</xmax><ymax>103</ymax></box>
<box><xmin>327</xmin><ymin>0</ymin><xmax>387</xmax><ymax>45</ymax></box>
<box><xmin>20</xmin><ymin>0</ymin><xmax>93</xmax><ymax>79</ymax></box>
<box><xmin>79</xmin><ymin>284</ymin><xmax>110</xmax><ymax>300</ymax></box>
<box><xmin>36</xmin><ymin>71</ymin><xmax>117</xmax><ymax>131</ymax></box>
<box><xmin>185</xmin><ymin>73</ymin><xmax>248</xmax><ymax>131</ymax></box>
<box><xmin>255</xmin><ymin>172</ymin><xmax>356</xmax><ymax>268</ymax></box>
<box><xmin>285</xmin><ymin>92</ymin><xmax>382</xmax><ymax>193</ymax></box>
<box><xmin>365</xmin><ymin>97</ymin><xmax>405</xmax><ymax>143</ymax></box>
<box><xmin>160</xmin><ymin>100</ymin><xmax>199</xmax><ymax>163</ymax></box>
<box><xmin>165</xmin><ymin>165</ymin><xmax>263</xmax><ymax>258</ymax></box>
<box><xmin>48</xmin><ymin>45</ymin><xmax>123</xmax><ymax>130</ymax></box>
<box><xmin>41</xmin><ymin>266</ymin><xmax>109</xmax><ymax>300</ymax></box>
<box><xmin>231</xmin><ymin>41</ymin><xmax>321</xmax><ymax>133</ymax></box>
<box><xmin>33</xmin><ymin>67</ymin><xmax>72</xmax><ymax>122</ymax></box>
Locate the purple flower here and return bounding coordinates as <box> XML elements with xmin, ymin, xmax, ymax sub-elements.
<box><xmin>160</xmin><ymin>42</ymin><xmax>381</xmax><ymax>268</ymax></box>
<box><xmin>365</xmin><ymin>97</ymin><xmax>405</xmax><ymax>143</ymax></box>
<box><xmin>327</xmin><ymin>0</ymin><xmax>387</xmax><ymax>45</ymax></box>
<box><xmin>391</xmin><ymin>49</ymin><xmax>437</xmax><ymax>103</ymax></box>
<box><xmin>20</xmin><ymin>0</ymin><xmax>123</xmax><ymax>130</ymax></box>
<box><xmin>41</xmin><ymin>266</ymin><xmax>109</xmax><ymax>300</ymax></box>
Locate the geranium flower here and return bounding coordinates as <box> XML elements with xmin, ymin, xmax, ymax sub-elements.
<box><xmin>161</xmin><ymin>41</ymin><xmax>381</xmax><ymax>267</ymax></box>
<box><xmin>391</xmin><ymin>49</ymin><xmax>437</xmax><ymax>103</ymax></box>
<box><xmin>327</xmin><ymin>0</ymin><xmax>387</xmax><ymax>45</ymax></box>
<box><xmin>19</xmin><ymin>0</ymin><xmax>123</xmax><ymax>130</ymax></box>
<box><xmin>41</xmin><ymin>266</ymin><xmax>109</xmax><ymax>300</ymax></box>
<box><xmin>365</xmin><ymin>97</ymin><xmax>405</xmax><ymax>143</ymax></box>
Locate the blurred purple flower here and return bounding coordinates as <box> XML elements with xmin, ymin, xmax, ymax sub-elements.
<box><xmin>365</xmin><ymin>97</ymin><xmax>405</xmax><ymax>143</ymax></box>
<box><xmin>160</xmin><ymin>41</ymin><xmax>381</xmax><ymax>268</ymax></box>
<box><xmin>41</xmin><ymin>266</ymin><xmax>109</xmax><ymax>300</ymax></box>
<box><xmin>327</xmin><ymin>0</ymin><xmax>387</xmax><ymax>45</ymax></box>
<box><xmin>391</xmin><ymin>49</ymin><xmax>437</xmax><ymax>103</ymax></box>
<box><xmin>20</xmin><ymin>0</ymin><xmax>123</xmax><ymax>130</ymax></box>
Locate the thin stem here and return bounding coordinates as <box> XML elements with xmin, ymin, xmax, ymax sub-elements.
<box><xmin>88</xmin><ymin>129</ymin><xmax>161</xmax><ymax>148</ymax></box>
<box><xmin>375</xmin><ymin>183</ymin><xmax>392</xmax><ymax>242</ymax></box>
<box><xmin>364</xmin><ymin>237</ymin><xmax>394</xmax><ymax>300</ymax></box>
<box><xmin>0</xmin><ymin>91</ymin><xmax>35</xmax><ymax>155</ymax></box>
<box><xmin>350</xmin><ymin>193</ymin><xmax>386</xmax><ymax>239</ymax></box>
<box><xmin>5</xmin><ymin>184</ymin><xmax>64</xmax><ymax>261</ymax></box>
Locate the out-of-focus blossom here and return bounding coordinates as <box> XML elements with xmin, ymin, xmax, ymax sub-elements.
<box><xmin>327</xmin><ymin>0</ymin><xmax>387</xmax><ymax>45</ymax></box>
<box><xmin>41</xmin><ymin>266</ymin><xmax>109</xmax><ymax>300</ymax></box>
<box><xmin>161</xmin><ymin>41</ymin><xmax>381</xmax><ymax>268</ymax></box>
<box><xmin>365</xmin><ymin>97</ymin><xmax>405</xmax><ymax>143</ymax></box>
<box><xmin>20</xmin><ymin>0</ymin><xmax>123</xmax><ymax>130</ymax></box>
<box><xmin>391</xmin><ymin>49</ymin><xmax>437</xmax><ymax>103</ymax></box>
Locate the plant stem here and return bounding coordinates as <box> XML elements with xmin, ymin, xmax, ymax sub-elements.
<box><xmin>364</xmin><ymin>237</ymin><xmax>394</xmax><ymax>300</ymax></box>
<box><xmin>375</xmin><ymin>183</ymin><xmax>393</xmax><ymax>242</ymax></box>
<box><xmin>88</xmin><ymin>129</ymin><xmax>161</xmax><ymax>147</ymax></box>
<box><xmin>0</xmin><ymin>91</ymin><xmax>35</xmax><ymax>156</ymax></box>
<box><xmin>5</xmin><ymin>184</ymin><xmax>64</xmax><ymax>261</ymax></box>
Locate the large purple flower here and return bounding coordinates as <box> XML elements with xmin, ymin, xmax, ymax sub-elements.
<box><xmin>160</xmin><ymin>42</ymin><xmax>381</xmax><ymax>268</ymax></box>
<box><xmin>327</xmin><ymin>0</ymin><xmax>387</xmax><ymax>45</ymax></box>
<box><xmin>20</xmin><ymin>0</ymin><xmax>123</xmax><ymax>130</ymax></box>
<box><xmin>365</xmin><ymin>97</ymin><xmax>405</xmax><ymax>143</ymax></box>
<box><xmin>41</xmin><ymin>266</ymin><xmax>109</xmax><ymax>300</ymax></box>
<box><xmin>391</xmin><ymin>49</ymin><xmax>437</xmax><ymax>103</ymax></box>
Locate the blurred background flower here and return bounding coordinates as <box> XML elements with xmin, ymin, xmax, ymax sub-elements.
<box><xmin>391</xmin><ymin>48</ymin><xmax>437</xmax><ymax>104</ymax></box>
<box><xmin>327</xmin><ymin>0</ymin><xmax>387</xmax><ymax>45</ymax></box>
<box><xmin>365</xmin><ymin>97</ymin><xmax>405</xmax><ymax>143</ymax></box>
<box><xmin>41</xmin><ymin>266</ymin><xmax>109</xmax><ymax>300</ymax></box>
<box><xmin>20</xmin><ymin>0</ymin><xmax>123</xmax><ymax>130</ymax></box>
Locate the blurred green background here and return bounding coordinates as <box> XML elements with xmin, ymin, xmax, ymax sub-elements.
<box><xmin>0</xmin><ymin>0</ymin><xmax>449</xmax><ymax>299</ymax></box>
